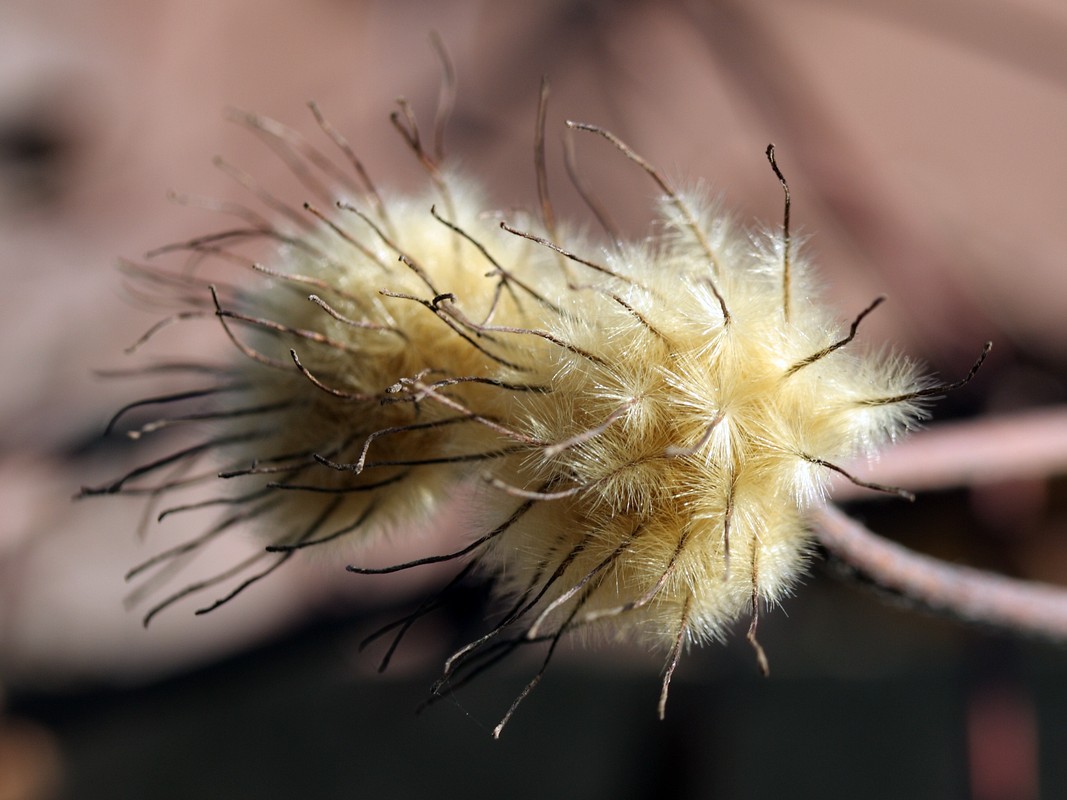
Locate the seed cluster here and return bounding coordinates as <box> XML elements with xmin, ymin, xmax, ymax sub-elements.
<box><xmin>85</xmin><ymin>95</ymin><xmax>974</xmax><ymax>733</ymax></box>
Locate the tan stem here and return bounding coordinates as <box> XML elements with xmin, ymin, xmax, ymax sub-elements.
<box><xmin>811</xmin><ymin>503</ymin><xmax>1067</xmax><ymax>640</ymax></box>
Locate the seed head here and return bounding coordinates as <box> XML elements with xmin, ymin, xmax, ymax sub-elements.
<box><xmin>84</xmin><ymin>87</ymin><xmax>987</xmax><ymax>733</ymax></box>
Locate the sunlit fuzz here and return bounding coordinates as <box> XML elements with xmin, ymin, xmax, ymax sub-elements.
<box><xmin>205</xmin><ymin>183</ymin><xmax>553</xmax><ymax>551</ymax></box>
<box><xmin>83</xmin><ymin>84</ymin><xmax>989</xmax><ymax>732</ymax></box>
<box><xmin>449</xmin><ymin>182</ymin><xmax>932</xmax><ymax>728</ymax></box>
<box><xmin>83</xmin><ymin>166</ymin><xmax>560</xmax><ymax>623</ymax></box>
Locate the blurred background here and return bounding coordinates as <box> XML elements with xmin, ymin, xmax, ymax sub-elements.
<box><xmin>1</xmin><ymin>0</ymin><xmax>1066</xmax><ymax>797</ymax></box>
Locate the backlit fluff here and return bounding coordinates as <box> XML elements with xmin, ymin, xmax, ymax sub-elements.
<box><xmin>84</xmin><ymin>97</ymin><xmax>952</xmax><ymax>733</ymax></box>
<box><xmin>478</xmin><ymin>196</ymin><xmax>924</xmax><ymax>648</ymax></box>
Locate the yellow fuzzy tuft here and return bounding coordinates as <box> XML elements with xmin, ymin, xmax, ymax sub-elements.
<box><xmin>470</xmin><ymin>192</ymin><xmax>925</xmax><ymax>652</ymax></box>
<box><xmin>207</xmin><ymin>184</ymin><xmax>548</xmax><ymax>554</ymax></box>
<box><xmin>85</xmin><ymin>92</ymin><xmax>959</xmax><ymax>731</ymax></box>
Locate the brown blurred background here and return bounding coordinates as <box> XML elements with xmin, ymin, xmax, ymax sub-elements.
<box><xmin>1</xmin><ymin>1</ymin><xmax>1066</xmax><ymax>798</ymax></box>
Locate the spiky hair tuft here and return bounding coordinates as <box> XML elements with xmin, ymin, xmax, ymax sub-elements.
<box><xmin>84</xmin><ymin>78</ymin><xmax>989</xmax><ymax>734</ymax></box>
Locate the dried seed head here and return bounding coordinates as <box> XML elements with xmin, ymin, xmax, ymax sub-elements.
<box><xmin>84</xmin><ymin>79</ymin><xmax>987</xmax><ymax>733</ymax></box>
<box><xmin>209</xmin><ymin>184</ymin><xmax>557</xmax><ymax>554</ymax></box>
<box><xmin>464</xmin><ymin>177</ymin><xmax>927</xmax><ymax>654</ymax></box>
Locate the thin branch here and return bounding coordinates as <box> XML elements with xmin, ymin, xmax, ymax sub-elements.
<box><xmin>811</xmin><ymin>503</ymin><xmax>1067</xmax><ymax>640</ymax></box>
<box><xmin>534</xmin><ymin>76</ymin><xmax>557</xmax><ymax>241</ymax></box>
<box><xmin>307</xmin><ymin>100</ymin><xmax>392</xmax><ymax>233</ymax></box>
<box><xmin>830</xmin><ymin>406</ymin><xmax>1067</xmax><ymax>500</ymax></box>
<box><xmin>765</xmin><ymin>143</ymin><xmax>792</xmax><ymax>322</ymax></box>
<box><xmin>429</xmin><ymin>31</ymin><xmax>456</xmax><ymax>164</ymax></box>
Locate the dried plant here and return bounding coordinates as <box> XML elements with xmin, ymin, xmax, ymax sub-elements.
<box><xmin>81</xmin><ymin>56</ymin><xmax>1067</xmax><ymax>738</ymax></box>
